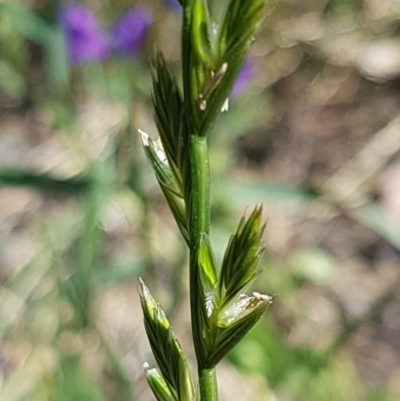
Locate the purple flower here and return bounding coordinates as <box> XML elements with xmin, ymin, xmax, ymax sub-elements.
<box><xmin>59</xmin><ymin>4</ymin><xmax>108</xmax><ymax>65</ymax></box>
<box><xmin>111</xmin><ymin>8</ymin><xmax>152</xmax><ymax>57</ymax></box>
<box><xmin>232</xmin><ymin>59</ymin><xmax>254</xmax><ymax>97</ymax></box>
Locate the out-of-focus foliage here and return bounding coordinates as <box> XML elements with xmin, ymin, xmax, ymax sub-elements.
<box><xmin>1</xmin><ymin>1</ymin><xmax>400</xmax><ymax>401</ymax></box>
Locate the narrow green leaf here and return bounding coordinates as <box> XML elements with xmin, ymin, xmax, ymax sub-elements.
<box><xmin>0</xmin><ymin>3</ymin><xmax>52</xmax><ymax>45</ymax></box>
<box><xmin>0</xmin><ymin>166</ymin><xmax>90</xmax><ymax>194</ymax></box>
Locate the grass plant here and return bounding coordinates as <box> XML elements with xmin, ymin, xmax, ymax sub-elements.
<box><xmin>2</xmin><ymin>1</ymin><xmax>400</xmax><ymax>401</ymax></box>
<box><xmin>138</xmin><ymin>1</ymin><xmax>272</xmax><ymax>400</ymax></box>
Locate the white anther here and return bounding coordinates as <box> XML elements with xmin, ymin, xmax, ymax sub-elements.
<box><xmin>199</xmin><ymin>99</ymin><xmax>207</xmax><ymax>111</ymax></box>
<box><xmin>253</xmin><ymin>292</ymin><xmax>273</xmax><ymax>302</ymax></box>
<box><xmin>221</xmin><ymin>98</ymin><xmax>229</xmax><ymax>113</ymax></box>
<box><xmin>218</xmin><ymin>62</ymin><xmax>228</xmax><ymax>75</ymax></box>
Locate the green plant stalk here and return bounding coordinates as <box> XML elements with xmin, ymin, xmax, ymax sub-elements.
<box><xmin>199</xmin><ymin>368</ymin><xmax>218</xmax><ymax>401</ymax></box>
<box><xmin>187</xmin><ymin>136</ymin><xmax>211</xmax><ymax>252</ymax></box>
<box><xmin>183</xmin><ymin>1</ymin><xmax>217</xmax><ymax>398</ymax></box>
<box><xmin>139</xmin><ymin>1</ymin><xmax>268</xmax><ymax>400</ymax></box>
<box><xmin>187</xmin><ymin>135</ymin><xmax>218</xmax><ymax>400</ymax></box>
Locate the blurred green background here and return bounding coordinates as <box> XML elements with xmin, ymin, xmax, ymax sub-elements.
<box><xmin>1</xmin><ymin>0</ymin><xmax>400</xmax><ymax>400</ymax></box>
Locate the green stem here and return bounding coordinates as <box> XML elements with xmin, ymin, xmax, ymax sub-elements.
<box><xmin>188</xmin><ymin>136</ymin><xmax>219</xmax><ymax>401</ymax></box>
<box><xmin>186</xmin><ymin>135</ymin><xmax>210</xmax><ymax>334</ymax></box>
<box><xmin>188</xmin><ymin>135</ymin><xmax>210</xmax><ymax>358</ymax></box>
<box><xmin>188</xmin><ymin>135</ymin><xmax>210</xmax><ymax>247</ymax></box>
<box><xmin>199</xmin><ymin>367</ymin><xmax>219</xmax><ymax>401</ymax></box>
<box><xmin>182</xmin><ymin>0</ymin><xmax>201</xmax><ymax>137</ymax></box>
<box><xmin>182</xmin><ymin>2</ymin><xmax>218</xmax><ymax>400</ymax></box>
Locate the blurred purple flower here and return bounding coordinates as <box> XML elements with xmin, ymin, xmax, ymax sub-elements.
<box><xmin>59</xmin><ymin>4</ymin><xmax>108</xmax><ymax>65</ymax></box>
<box><xmin>163</xmin><ymin>0</ymin><xmax>181</xmax><ymax>11</ymax></box>
<box><xmin>232</xmin><ymin>59</ymin><xmax>254</xmax><ymax>97</ymax></box>
<box><xmin>111</xmin><ymin>8</ymin><xmax>152</xmax><ymax>57</ymax></box>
